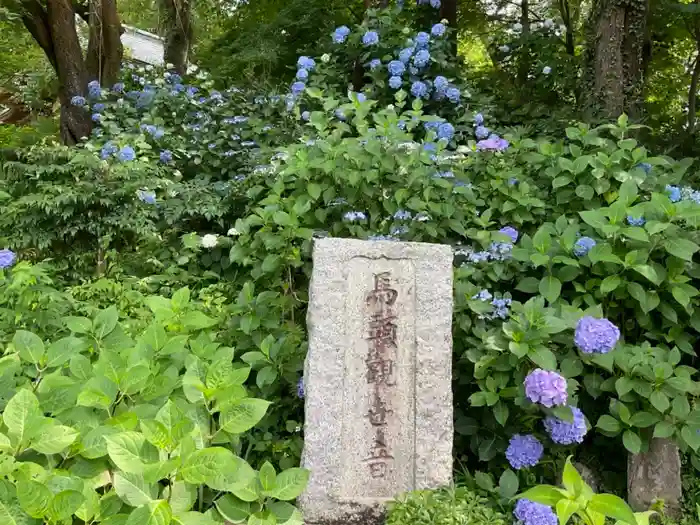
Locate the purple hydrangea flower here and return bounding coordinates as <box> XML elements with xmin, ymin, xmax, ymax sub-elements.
<box><xmin>160</xmin><ymin>150</ymin><xmax>173</xmax><ymax>163</ymax></box>
<box><xmin>574</xmin><ymin>317</ymin><xmax>620</xmax><ymax>354</ymax></box>
<box><xmin>544</xmin><ymin>406</ymin><xmax>588</xmax><ymax>445</ymax></box>
<box><xmin>506</xmin><ymin>434</ymin><xmax>544</xmax><ymax>469</ymax></box>
<box><xmin>514</xmin><ymin>499</ymin><xmax>558</xmax><ymax>525</ymax></box>
<box><xmin>363</xmin><ymin>31</ymin><xmax>379</xmax><ymax>46</ymax></box>
<box><xmin>499</xmin><ymin>226</ymin><xmax>519</xmax><ymax>243</ymax></box>
<box><xmin>0</xmin><ymin>249</ymin><xmax>17</xmax><ymax>269</ymax></box>
<box><xmin>573</xmin><ymin>236</ymin><xmax>596</xmax><ymax>257</ymax></box>
<box><xmin>333</xmin><ymin>26</ymin><xmax>350</xmax><ymax>44</ymax></box>
<box><xmin>474</xmin><ymin>113</ymin><xmax>484</xmax><ymax>125</ymax></box>
<box><xmin>524</xmin><ymin>369</ymin><xmax>568</xmax><ymax>407</ymax></box>
<box><xmin>477</xmin><ymin>135</ymin><xmax>509</xmax><ymax>152</ymax></box>
<box><xmin>432</xmin><ymin>23</ymin><xmax>446</xmax><ymax>37</ymax></box>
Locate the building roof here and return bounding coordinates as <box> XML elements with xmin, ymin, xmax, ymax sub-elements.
<box><xmin>121</xmin><ymin>25</ymin><xmax>164</xmax><ymax>66</ymax></box>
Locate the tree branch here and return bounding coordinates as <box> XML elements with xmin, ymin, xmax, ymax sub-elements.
<box><xmin>20</xmin><ymin>0</ymin><xmax>58</xmax><ymax>71</ymax></box>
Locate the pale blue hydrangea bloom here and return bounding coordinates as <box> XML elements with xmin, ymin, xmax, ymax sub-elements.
<box><xmin>363</xmin><ymin>31</ymin><xmax>379</xmax><ymax>46</ymax></box>
<box><xmin>573</xmin><ymin>236</ymin><xmax>596</xmax><ymax>257</ymax></box>
<box><xmin>431</xmin><ymin>23</ymin><xmax>446</xmax><ymax>36</ymax></box>
<box><xmin>333</xmin><ymin>26</ymin><xmax>350</xmax><ymax>43</ymax></box>
<box><xmin>389</xmin><ymin>76</ymin><xmax>402</xmax><ymax>89</ymax></box>
<box><xmin>0</xmin><ymin>249</ymin><xmax>16</xmax><ymax>269</ymax></box>
<box><xmin>388</xmin><ymin>60</ymin><xmax>406</xmax><ymax>76</ymax></box>
<box><xmin>544</xmin><ymin>406</ymin><xmax>587</xmax><ymax>445</ymax></box>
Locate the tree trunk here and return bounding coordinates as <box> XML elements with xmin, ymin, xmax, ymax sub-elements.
<box><xmin>161</xmin><ymin>0</ymin><xmax>193</xmax><ymax>74</ymax></box>
<box><xmin>46</xmin><ymin>0</ymin><xmax>92</xmax><ymax>144</ymax></box>
<box><xmin>86</xmin><ymin>0</ymin><xmax>124</xmax><ymax>86</ymax></box>
<box><xmin>688</xmin><ymin>53</ymin><xmax>700</xmax><ymax>134</ymax></box>
<box><xmin>440</xmin><ymin>0</ymin><xmax>458</xmax><ymax>26</ymax></box>
<box><xmin>582</xmin><ymin>0</ymin><xmax>649</xmax><ymax>120</ymax></box>
<box><xmin>517</xmin><ymin>0</ymin><xmax>531</xmax><ymax>88</ymax></box>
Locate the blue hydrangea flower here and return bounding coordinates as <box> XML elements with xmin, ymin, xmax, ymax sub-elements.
<box><xmin>514</xmin><ymin>499</ymin><xmax>557</xmax><ymax>525</ymax></box>
<box><xmin>368</xmin><ymin>59</ymin><xmax>382</xmax><ymax>71</ymax></box>
<box><xmin>186</xmin><ymin>86</ymin><xmax>199</xmax><ymax>97</ymax></box>
<box><xmin>434</xmin><ymin>76</ymin><xmax>449</xmax><ymax>92</ymax></box>
<box><xmin>446</xmin><ymin>87</ymin><xmax>460</xmax><ymax>103</ymax></box>
<box><xmin>499</xmin><ymin>226</ymin><xmax>519</xmax><ymax>243</ymax></box>
<box><xmin>91</xmin><ymin>113</ymin><xmax>101</xmax><ymax>123</ymax></box>
<box><xmin>437</xmin><ymin>122</ymin><xmax>455</xmax><ymax>141</ymax></box>
<box><xmin>399</xmin><ymin>47</ymin><xmax>414</xmax><ymax>63</ymax></box>
<box><xmin>413</xmin><ymin>49</ymin><xmax>430</xmax><ymax>68</ymax></box>
<box><xmin>434</xmin><ymin>171</ymin><xmax>454</xmax><ymax>178</ymax></box>
<box><xmin>415</xmin><ymin>32</ymin><xmax>430</xmax><ymax>48</ymax></box>
<box><xmin>344</xmin><ymin>211</ymin><xmax>367</xmax><ymax>221</ymax></box>
<box><xmin>627</xmin><ymin>216</ymin><xmax>645</xmax><ymax>226</ymax></box>
<box><xmin>430</xmin><ymin>0</ymin><xmax>441</xmax><ymax>7</ymax></box>
<box><xmin>93</xmin><ymin>103</ymin><xmax>105</xmax><ymax>112</ymax></box>
<box><xmin>296</xmin><ymin>69</ymin><xmax>309</xmax><ymax>81</ymax></box>
<box><xmin>112</xmin><ymin>83</ymin><xmax>125</xmax><ymax>93</ymax></box>
<box><xmin>474</xmin><ymin>113</ymin><xmax>484</xmax><ymax>125</ymax></box>
<box><xmin>335</xmin><ymin>109</ymin><xmax>346</xmax><ymax>121</ymax></box>
<box><xmin>509</xmin><ymin>177</ymin><xmax>518</xmax><ymax>186</ymax></box>
<box><xmin>544</xmin><ymin>406</ymin><xmax>588</xmax><ymax>445</ymax></box>
<box><xmin>0</xmin><ymin>249</ymin><xmax>16</xmax><ymax>270</ymax></box>
<box><xmin>397</xmin><ymin>119</ymin><xmax>406</xmax><ymax>130</ymax></box>
<box><xmin>637</xmin><ymin>162</ymin><xmax>652</xmax><ymax>174</ymax></box>
<box><xmin>297</xmin><ymin>56</ymin><xmax>316</xmax><ymax>70</ymax></box>
<box><xmin>353</xmin><ymin>92</ymin><xmax>367</xmax><ymax>103</ymax></box>
<box><xmin>100</xmin><ymin>142</ymin><xmax>118</xmax><ymax>160</ymax></box>
<box><xmin>394</xmin><ymin>209</ymin><xmax>412</xmax><ymax>220</ymax></box>
<box><xmin>488</xmin><ymin>240</ymin><xmax>513</xmax><ymax>259</ymax></box>
<box><xmin>411</xmin><ymin>81</ymin><xmax>429</xmax><ymax>98</ymax></box>
<box><xmin>506</xmin><ymin>435</ymin><xmax>543</xmax><ymax>469</ymax></box>
<box><xmin>467</xmin><ymin>251</ymin><xmax>490</xmax><ymax>263</ymax></box>
<box><xmin>574</xmin><ymin>317</ymin><xmax>620</xmax><ymax>354</ymax></box>
<box><xmin>160</xmin><ymin>150</ymin><xmax>173</xmax><ymax>163</ymax></box>
<box><xmin>432</xmin><ymin>23</ymin><xmax>446</xmax><ymax>37</ymax></box>
<box><xmin>524</xmin><ymin>369</ymin><xmax>568</xmax><ymax>407</ymax></box>
<box><xmin>137</xmin><ymin>190</ymin><xmax>156</xmax><ymax>204</ymax></box>
<box><xmin>573</xmin><ymin>236</ymin><xmax>596</xmax><ymax>257</ymax></box>
<box><xmin>333</xmin><ymin>26</ymin><xmax>350</xmax><ymax>43</ymax></box>
<box><xmin>388</xmin><ymin>60</ymin><xmax>406</xmax><ymax>76</ymax></box>
<box><xmin>490</xmin><ymin>297</ymin><xmax>512</xmax><ymax>319</ymax></box>
<box><xmin>167</xmin><ymin>73</ymin><xmax>182</xmax><ymax>84</ymax></box>
<box><xmin>297</xmin><ymin>377</ymin><xmax>305</xmax><ymax>399</ymax></box>
<box><xmin>475</xmin><ymin>125</ymin><xmax>490</xmax><ymax>139</ymax></box>
<box><xmin>473</xmin><ymin>289</ymin><xmax>493</xmax><ymax>301</ymax></box>
<box><xmin>291</xmin><ymin>82</ymin><xmax>306</xmax><ymax>95</ymax></box>
<box><xmin>71</xmin><ymin>96</ymin><xmax>86</xmax><ymax>107</ymax></box>
<box><xmin>363</xmin><ymin>31</ymin><xmax>379</xmax><ymax>46</ymax></box>
<box><xmin>117</xmin><ymin>146</ymin><xmax>136</xmax><ymax>162</ymax></box>
<box><xmin>666</xmin><ymin>185</ymin><xmax>682</xmax><ymax>203</ymax></box>
<box><xmin>301</xmin><ymin>111</ymin><xmax>310</xmax><ymax>121</ymax></box>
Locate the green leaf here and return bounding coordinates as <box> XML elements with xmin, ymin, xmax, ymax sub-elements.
<box><xmin>307</xmin><ymin>183</ymin><xmax>322</xmax><ymax>200</ymax></box>
<box><xmin>105</xmin><ymin>432</ymin><xmax>148</xmax><ymax>473</ymax></box>
<box><xmin>125</xmin><ymin>500</ymin><xmax>172</xmax><ymax>525</ymax></box>
<box><xmin>629</xmin><ymin>412</ymin><xmax>658</xmax><ymax>428</ymax></box>
<box><xmin>600</xmin><ymin>275</ymin><xmax>621</xmax><ymax>294</ymax></box>
<box><xmin>528</xmin><ymin>348</ymin><xmax>557</xmax><ymax>370</ymax></box>
<box><xmin>94</xmin><ymin>306</ymin><xmax>119</xmax><ymax>339</ymax></box>
<box><xmin>271</xmin><ymin>468</ymin><xmax>309</xmax><ymax>501</ymax></box>
<box><xmin>182</xmin><ymin>311</ymin><xmax>218</xmax><ymax>331</ymax></box>
<box><xmin>181</xmin><ymin>447</ymin><xmax>238</xmax><ymax>485</ymax></box>
<box><xmin>4</xmin><ymin>389</ymin><xmax>41</xmax><ymax>445</ymax></box>
<box><xmin>556</xmin><ymin>499</ymin><xmax>580</xmax><ymax>525</ymax></box>
<box><xmin>493</xmin><ymin>402</ymin><xmax>509</xmax><ymax>426</ymax></box>
<box><xmin>267</xmin><ymin>501</ymin><xmax>303</xmax><ymax>525</ymax></box>
<box><xmin>653</xmin><ymin>421</ymin><xmax>675</xmax><ymax>439</ymax></box>
<box><xmin>588</xmin><ymin>494</ymin><xmax>637</xmax><ymax>525</ymax></box>
<box><xmin>30</xmin><ymin>425</ymin><xmax>78</xmax><ymax>454</ymax></box>
<box><xmin>155</xmin><ymin>400</ymin><xmax>193</xmax><ymax>448</ymax></box>
<box><xmin>113</xmin><ymin>472</ymin><xmax>156</xmax><ymax>507</ymax></box>
<box><xmin>17</xmin><ymin>481</ymin><xmax>51</xmax><ymax>518</ymax></box>
<box><xmin>498</xmin><ymin>469</ymin><xmax>519</xmax><ymax>499</ymax></box>
<box><xmin>562</xmin><ymin>458</ymin><xmax>587</xmax><ymax>497</ymax></box>
<box><xmin>249</xmin><ymin>511</ymin><xmax>276</xmax><ymax>525</ymax></box>
<box><xmin>219</xmin><ymin>399</ymin><xmax>271</xmax><ymax>434</ymax></box>
<box><xmin>230</xmin><ymin>475</ymin><xmax>259</xmax><ymax>503</ymax></box>
<box><xmin>163</xmin><ymin>482</ymin><xmax>195</xmax><ymax>515</ymax></box>
<box><xmin>0</xmin><ymin>490</ymin><xmax>38</xmax><ymax>525</ymax></box>
<box><xmin>47</xmin><ymin>490</ymin><xmax>84</xmax><ymax>522</ymax></box>
<box><xmin>622</xmin><ymin>430</ymin><xmax>642</xmax><ymax>454</ymax></box>
<box><xmin>579</xmin><ymin>210</ymin><xmax>607</xmax><ymax>229</ymax></box>
<box><xmin>13</xmin><ymin>331</ymin><xmax>45</xmax><ymax>365</ymax></box>
<box><xmin>649</xmin><ymin>391</ymin><xmax>670</xmax><ymax>413</ymax></box>
<box><xmin>633</xmin><ymin>265</ymin><xmax>661</xmax><ymax>285</ymax></box>
<box><xmin>533</xmin><ymin>227</ymin><xmax>552</xmax><ymax>253</ymax></box>
<box><xmin>596</xmin><ymin>415</ymin><xmax>622</xmax><ymax>435</ymax></box>
<box><xmin>46</xmin><ymin>337</ymin><xmax>86</xmax><ymax>368</ymax></box>
<box><xmin>215</xmin><ymin>495</ymin><xmax>250</xmax><ymax>523</ymax></box>
<box><xmin>65</xmin><ymin>317</ymin><xmax>92</xmax><ymax>334</ymax></box>
<box><xmin>517</xmin><ymin>485</ymin><xmax>566</xmax><ymax>507</ymax></box>
<box><xmin>539</xmin><ymin>276</ymin><xmax>562</xmax><ymax>303</ymax></box>
<box><xmin>664</xmin><ymin>238</ymin><xmax>699</xmax><ymax>262</ymax></box>
<box><xmin>259</xmin><ymin>462</ymin><xmax>277</xmax><ymax>493</ymax></box>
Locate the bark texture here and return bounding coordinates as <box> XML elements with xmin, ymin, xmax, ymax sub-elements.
<box><xmin>582</xmin><ymin>0</ymin><xmax>649</xmax><ymax>119</ymax></box>
<box><xmin>86</xmin><ymin>0</ymin><xmax>124</xmax><ymax>86</ymax></box>
<box><xmin>161</xmin><ymin>0</ymin><xmax>193</xmax><ymax>74</ymax></box>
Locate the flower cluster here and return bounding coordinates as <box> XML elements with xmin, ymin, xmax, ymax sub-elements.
<box><xmin>626</xmin><ymin>215</ymin><xmax>645</xmax><ymax>226</ymax></box>
<box><xmin>524</xmin><ymin>369</ymin><xmax>568</xmax><ymax>407</ymax></box>
<box><xmin>472</xmin><ymin>290</ymin><xmax>512</xmax><ymax>320</ymax></box>
<box><xmin>514</xmin><ymin>499</ymin><xmax>557</xmax><ymax>525</ymax></box>
<box><xmin>472</xmin><ymin>112</ymin><xmax>509</xmax><ymax>151</ymax></box>
<box><xmin>344</xmin><ymin>211</ymin><xmax>367</xmax><ymax>222</ymax></box>
<box><xmin>333</xmin><ymin>25</ymin><xmax>351</xmax><ymax>44</ymax></box>
<box><xmin>506</xmin><ymin>434</ymin><xmax>544</xmax><ymax>469</ymax></box>
<box><xmin>573</xmin><ymin>236</ymin><xmax>596</xmax><ymax>257</ymax></box>
<box><xmin>0</xmin><ymin>248</ymin><xmax>16</xmax><ymax>269</ymax></box>
<box><xmin>137</xmin><ymin>190</ymin><xmax>156</xmax><ymax>205</ymax></box>
<box><xmin>201</xmin><ymin>234</ymin><xmax>219</xmax><ymax>248</ymax></box>
<box><xmin>544</xmin><ymin>406</ymin><xmax>588</xmax><ymax>444</ymax></box>
<box><xmin>574</xmin><ymin>316</ymin><xmax>620</xmax><ymax>354</ymax></box>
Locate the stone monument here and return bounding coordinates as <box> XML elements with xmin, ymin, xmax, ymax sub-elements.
<box><xmin>299</xmin><ymin>238</ymin><xmax>454</xmax><ymax>525</ymax></box>
<box><xmin>627</xmin><ymin>438</ymin><xmax>682</xmax><ymax>517</ymax></box>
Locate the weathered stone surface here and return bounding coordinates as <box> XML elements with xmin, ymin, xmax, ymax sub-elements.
<box><xmin>627</xmin><ymin>438</ymin><xmax>682</xmax><ymax>516</ymax></box>
<box><xmin>299</xmin><ymin>238</ymin><xmax>454</xmax><ymax>525</ymax></box>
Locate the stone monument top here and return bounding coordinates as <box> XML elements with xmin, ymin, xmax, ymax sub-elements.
<box><xmin>299</xmin><ymin>237</ymin><xmax>454</xmax><ymax>525</ymax></box>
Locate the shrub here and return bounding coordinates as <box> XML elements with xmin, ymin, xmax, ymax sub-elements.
<box><xmin>386</xmin><ymin>486</ymin><xmax>509</xmax><ymax>525</ymax></box>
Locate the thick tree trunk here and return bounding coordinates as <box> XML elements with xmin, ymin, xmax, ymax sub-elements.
<box><xmin>440</xmin><ymin>0</ymin><xmax>457</xmax><ymax>26</ymax></box>
<box><xmin>86</xmin><ymin>0</ymin><xmax>124</xmax><ymax>86</ymax></box>
<box><xmin>517</xmin><ymin>0</ymin><xmax>531</xmax><ymax>88</ymax></box>
<box><xmin>688</xmin><ymin>53</ymin><xmax>700</xmax><ymax>134</ymax></box>
<box><xmin>161</xmin><ymin>0</ymin><xmax>193</xmax><ymax>74</ymax></box>
<box><xmin>582</xmin><ymin>0</ymin><xmax>649</xmax><ymax>120</ymax></box>
<box><xmin>46</xmin><ymin>0</ymin><xmax>92</xmax><ymax>144</ymax></box>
